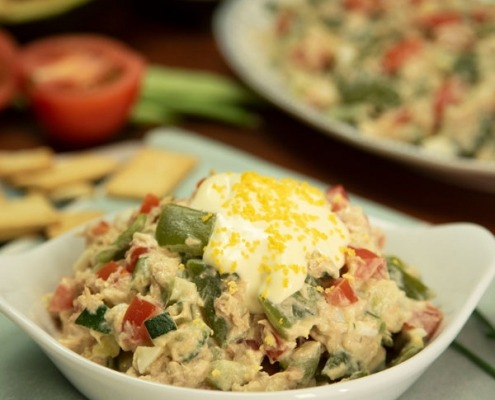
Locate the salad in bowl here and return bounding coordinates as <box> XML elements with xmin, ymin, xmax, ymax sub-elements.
<box><xmin>45</xmin><ymin>171</ymin><xmax>442</xmax><ymax>391</ymax></box>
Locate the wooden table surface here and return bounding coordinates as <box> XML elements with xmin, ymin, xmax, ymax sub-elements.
<box><xmin>1</xmin><ymin>0</ymin><xmax>494</xmax><ymax>235</ymax></box>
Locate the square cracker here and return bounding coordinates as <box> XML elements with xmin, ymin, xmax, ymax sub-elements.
<box><xmin>0</xmin><ymin>147</ymin><xmax>54</xmax><ymax>178</ymax></box>
<box><xmin>105</xmin><ymin>147</ymin><xmax>197</xmax><ymax>200</ymax></box>
<box><xmin>45</xmin><ymin>210</ymin><xmax>103</xmax><ymax>239</ymax></box>
<box><xmin>9</xmin><ymin>153</ymin><xmax>119</xmax><ymax>191</ymax></box>
<box><xmin>0</xmin><ymin>194</ymin><xmax>59</xmax><ymax>241</ymax></box>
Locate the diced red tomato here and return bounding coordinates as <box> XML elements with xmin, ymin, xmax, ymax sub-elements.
<box><xmin>432</xmin><ymin>78</ymin><xmax>463</xmax><ymax>130</ymax></box>
<box><xmin>325</xmin><ymin>278</ymin><xmax>359</xmax><ymax>307</ymax></box>
<box><xmin>18</xmin><ymin>34</ymin><xmax>146</xmax><ymax>148</ymax></box>
<box><xmin>382</xmin><ymin>37</ymin><xmax>423</xmax><ymax>75</ymax></box>
<box><xmin>122</xmin><ymin>296</ymin><xmax>158</xmax><ymax>347</ymax></box>
<box><xmin>139</xmin><ymin>193</ymin><xmax>160</xmax><ymax>214</ymax></box>
<box><xmin>275</xmin><ymin>9</ymin><xmax>296</xmax><ymax>36</ymax></box>
<box><xmin>404</xmin><ymin>304</ymin><xmax>443</xmax><ymax>340</ymax></box>
<box><xmin>419</xmin><ymin>11</ymin><xmax>461</xmax><ymax>30</ymax></box>
<box><xmin>344</xmin><ymin>0</ymin><xmax>384</xmax><ymax>13</ymax></box>
<box><xmin>48</xmin><ymin>279</ymin><xmax>77</xmax><ymax>313</ymax></box>
<box><xmin>350</xmin><ymin>247</ymin><xmax>389</xmax><ymax>281</ymax></box>
<box><xmin>0</xmin><ymin>28</ymin><xmax>19</xmax><ymax>111</ymax></box>
<box><xmin>326</xmin><ymin>184</ymin><xmax>350</xmax><ymax>212</ymax></box>
<box><xmin>89</xmin><ymin>220</ymin><xmax>110</xmax><ymax>236</ymax></box>
<box><xmin>96</xmin><ymin>260</ymin><xmax>127</xmax><ymax>281</ymax></box>
<box><xmin>126</xmin><ymin>246</ymin><xmax>149</xmax><ymax>273</ymax></box>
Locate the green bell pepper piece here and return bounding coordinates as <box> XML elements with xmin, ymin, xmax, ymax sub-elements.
<box><xmin>155</xmin><ymin>204</ymin><xmax>216</xmax><ymax>257</ymax></box>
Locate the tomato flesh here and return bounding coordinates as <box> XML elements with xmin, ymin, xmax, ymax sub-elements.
<box><xmin>48</xmin><ymin>280</ymin><xmax>77</xmax><ymax>313</ymax></box>
<box><xmin>139</xmin><ymin>193</ymin><xmax>160</xmax><ymax>214</ymax></box>
<box><xmin>122</xmin><ymin>296</ymin><xmax>157</xmax><ymax>347</ymax></box>
<box><xmin>382</xmin><ymin>37</ymin><xmax>423</xmax><ymax>75</ymax></box>
<box><xmin>325</xmin><ymin>278</ymin><xmax>359</xmax><ymax>307</ymax></box>
<box><xmin>351</xmin><ymin>247</ymin><xmax>389</xmax><ymax>281</ymax></box>
<box><xmin>96</xmin><ymin>260</ymin><xmax>126</xmax><ymax>281</ymax></box>
<box><xmin>18</xmin><ymin>34</ymin><xmax>146</xmax><ymax>147</ymax></box>
<box><xmin>126</xmin><ymin>246</ymin><xmax>149</xmax><ymax>274</ymax></box>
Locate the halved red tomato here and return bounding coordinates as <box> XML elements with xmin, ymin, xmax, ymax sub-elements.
<box><xmin>0</xmin><ymin>28</ymin><xmax>19</xmax><ymax>111</ymax></box>
<box><xmin>18</xmin><ymin>34</ymin><xmax>146</xmax><ymax>147</ymax></box>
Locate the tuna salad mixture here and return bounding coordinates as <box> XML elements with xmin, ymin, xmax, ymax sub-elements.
<box><xmin>267</xmin><ymin>0</ymin><xmax>495</xmax><ymax>160</ymax></box>
<box><xmin>46</xmin><ymin>171</ymin><xmax>443</xmax><ymax>391</ymax></box>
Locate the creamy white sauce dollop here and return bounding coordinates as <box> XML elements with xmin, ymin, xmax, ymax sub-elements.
<box><xmin>189</xmin><ymin>172</ymin><xmax>350</xmax><ymax>313</ymax></box>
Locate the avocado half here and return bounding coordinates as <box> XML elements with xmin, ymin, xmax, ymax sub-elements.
<box><xmin>0</xmin><ymin>0</ymin><xmax>93</xmax><ymax>24</ymax></box>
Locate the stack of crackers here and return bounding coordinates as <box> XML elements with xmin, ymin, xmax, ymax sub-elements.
<box><xmin>0</xmin><ymin>145</ymin><xmax>197</xmax><ymax>243</ymax></box>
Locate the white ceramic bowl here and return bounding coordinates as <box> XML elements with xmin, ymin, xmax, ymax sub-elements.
<box><xmin>1</xmin><ymin>220</ymin><xmax>495</xmax><ymax>400</ymax></box>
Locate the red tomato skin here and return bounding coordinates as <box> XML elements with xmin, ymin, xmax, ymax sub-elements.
<box><xmin>96</xmin><ymin>260</ymin><xmax>126</xmax><ymax>281</ymax></box>
<box><xmin>351</xmin><ymin>247</ymin><xmax>389</xmax><ymax>281</ymax></box>
<box><xmin>126</xmin><ymin>246</ymin><xmax>149</xmax><ymax>274</ymax></box>
<box><xmin>0</xmin><ymin>29</ymin><xmax>19</xmax><ymax>111</ymax></box>
<box><xmin>122</xmin><ymin>296</ymin><xmax>157</xmax><ymax>346</ymax></box>
<box><xmin>18</xmin><ymin>34</ymin><xmax>146</xmax><ymax>147</ymax></box>
<box><xmin>325</xmin><ymin>278</ymin><xmax>359</xmax><ymax>307</ymax></box>
<box><xmin>139</xmin><ymin>193</ymin><xmax>160</xmax><ymax>214</ymax></box>
<box><xmin>382</xmin><ymin>37</ymin><xmax>422</xmax><ymax>75</ymax></box>
<box><xmin>405</xmin><ymin>304</ymin><xmax>443</xmax><ymax>340</ymax></box>
<box><xmin>48</xmin><ymin>280</ymin><xmax>77</xmax><ymax>313</ymax></box>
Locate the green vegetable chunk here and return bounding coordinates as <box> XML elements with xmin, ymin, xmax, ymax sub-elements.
<box><xmin>322</xmin><ymin>351</ymin><xmax>362</xmax><ymax>381</ymax></box>
<box><xmin>145</xmin><ymin>311</ymin><xmax>177</xmax><ymax>339</ymax></box>
<box><xmin>75</xmin><ymin>304</ymin><xmax>111</xmax><ymax>334</ymax></box>
<box><xmin>155</xmin><ymin>204</ymin><xmax>216</xmax><ymax>257</ymax></box>
<box><xmin>336</xmin><ymin>75</ymin><xmax>400</xmax><ymax>110</ymax></box>
<box><xmin>279</xmin><ymin>341</ymin><xmax>322</xmax><ymax>385</ymax></box>
<box><xmin>386</xmin><ymin>255</ymin><xmax>433</xmax><ymax>300</ymax></box>
<box><xmin>186</xmin><ymin>259</ymin><xmax>229</xmax><ymax>345</ymax></box>
<box><xmin>95</xmin><ymin>213</ymin><xmax>147</xmax><ymax>264</ymax></box>
<box><xmin>259</xmin><ymin>287</ymin><xmax>318</xmax><ymax>339</ymax></box>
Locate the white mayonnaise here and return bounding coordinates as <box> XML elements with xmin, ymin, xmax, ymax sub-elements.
<box><xmin>189</xmin><ymin>172</ymin><xmax>350</xmax><ymax>313</ymax></box>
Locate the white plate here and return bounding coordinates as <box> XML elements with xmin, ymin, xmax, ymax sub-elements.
<box><xmin>1</xmin><ymin>127</ymin><xmax>495</xmax><ymax>399</ymax></box>
<box><xmin>212</xmin><ymin>0</ymin><xmax>495</xmax><ymax>193</ymax></box>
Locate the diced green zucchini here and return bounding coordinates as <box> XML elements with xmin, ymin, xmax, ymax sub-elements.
<box><xmin>206</xmin><ymin>360</ymin><xmax>258</xmax><ymax>391</ymax></box>
<box><xmin>95</xmin><ymin>214</ymin><xmax>147</xmax><ymax>264</ymax></box>
<box><xmin>144</xmin><ymin>311</ymin><xmax>177</xmax><ymax>339</ymax></box>
<box><xmin>279</xmin><ymin>341</ymin><xmax>322</xmax><ymax>385</ymax></box>
<box><xmin>386</xmin><ymin>256</ymin><xmax>433</xmax><ymax>300</ymax></box>
<box><xmin>155</xmin><ymin>204</ymin><xmax>216</xmax><ymax>257</ymax></box>
<box><xmin>75</xmin><ymin>304</ymin><xmax>111</xmax><ymax>334</ymax></box>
